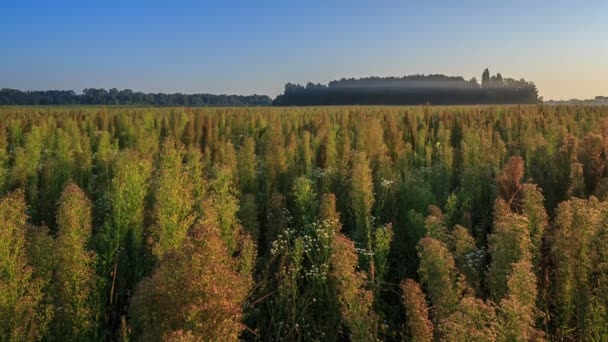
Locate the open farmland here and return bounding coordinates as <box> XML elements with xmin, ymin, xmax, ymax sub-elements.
<box><xmin>1</xmin><ymin>105</ymin><xmax>608</xmax><ymax>340</ymax></box>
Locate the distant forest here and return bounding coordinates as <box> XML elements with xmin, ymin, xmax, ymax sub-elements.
<box><xmin>273</xmin><ymin>69</ymin><xmax>540</xmax><ymax>105</ymax></box>
<box><xmin>0</xmin><ymin>88</ymin><xmax>272</xmax><ymax>106</ymax></box>
<box><xmin>546</xmin><ymin>96</ymin><xmax>608</xmax><ymax>106</ymax></box>
<box><xmin>1</xmin><ymin>69</ymin><xmax>540</xmax><ymax>106</ymax></box>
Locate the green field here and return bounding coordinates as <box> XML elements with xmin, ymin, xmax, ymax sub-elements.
<box><xmin>1</xmin><ymin>105</ymin><xmax>608</xmax><ymax>340</ymax></box>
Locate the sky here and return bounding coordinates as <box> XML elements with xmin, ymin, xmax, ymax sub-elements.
<box><xmin>1</xmin><ymin>1</ymin><xmax>607</xmax><ymax>100</ymax></box>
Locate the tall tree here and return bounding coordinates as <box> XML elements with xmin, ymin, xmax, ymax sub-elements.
<box><xmin>481</xmin><ymin>68</ymin><xmax>491</xmax><ymax>88</ymax></box>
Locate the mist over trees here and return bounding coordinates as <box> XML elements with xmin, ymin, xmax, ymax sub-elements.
<box><xmin>1</xmin><ymin>69</ymin><xmax>539</xmax><ymax>107</ymax></box>
<box><xmin>0</xmin><ymin>88</ymin><xmax>272</xmax><ymax>106</ymax></box>
<box><xmin>273</xmin><ymin>69</ymin><xmax>540</xmax><ymax>105</ymax></box>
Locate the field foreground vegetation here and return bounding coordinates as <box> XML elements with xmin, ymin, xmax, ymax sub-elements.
<box><xmin>1</xmin><ymin>105</ymin><xmax>608</xmax><ymax>341</ymax></box>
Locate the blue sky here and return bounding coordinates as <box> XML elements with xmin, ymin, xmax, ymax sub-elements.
<box><xmin>1</xmin><ymin>1</ymin><xmax>607</xmax><ymax>99</ymax></box>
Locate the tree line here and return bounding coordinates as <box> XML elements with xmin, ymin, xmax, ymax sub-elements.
<box><xmin>0</xmin><ymin>104</ymin><xmax>607</xmax><ymax>340</ymax></box>
<box><xmin>0</xmin><ymin>88</ymin><xmax>272</xmax><ymax>106</ymax></box>
<box><xmin>2</xmin><ymin>69</ymin><xmax>539</xmax><ymax>107</ymax></box>
<box><xmin>546</xmin><ymin>96</ymin><xmax>608</xmax><ymax>106</ymax></box>
<box><xmin>273</xmin><ymin>69</ymin><xmax>540</xmax><ymax>105</ymax></box>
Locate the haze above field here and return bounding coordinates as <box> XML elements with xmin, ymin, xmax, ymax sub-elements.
<box><xmin>1</xmin><ymin>1</ymin><xmax>607</xmax><ymax>100</ymax></box>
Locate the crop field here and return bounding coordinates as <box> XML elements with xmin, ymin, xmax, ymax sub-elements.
<box><xmin>1</xmin><ymin>105</ymin><xmax>608</xmax><ymax>340</ymax></box>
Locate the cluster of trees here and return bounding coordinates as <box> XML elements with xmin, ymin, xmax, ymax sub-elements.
<box><xmin>273</xmin><ymin>69</ymin><xmax>539</xmax><ymax>105</ymax></box>
<box><xmin>0</xmin><ymin>88</ymin><xmax>272</xmax><ymax>106</ymax></box>
<box><xmin>1</xmin><ymin>104</ymin><xmax>608</xmax><ymax>340</ymax></box>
